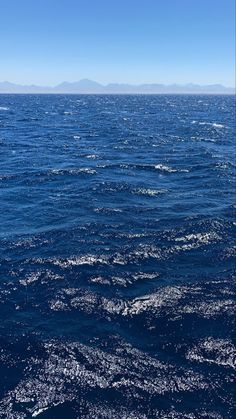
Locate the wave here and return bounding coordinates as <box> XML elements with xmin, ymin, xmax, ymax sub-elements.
<box><xmin>133</xmin><ymin>187</ymin><xmax>168</xmax><ymax>196</ymax></box>
<box><xmin>97</xmin><ymin>163</ymin><xmax>189</xmax><ymax>173</ymax></box>
<box><xmin>0</xmin><ymin>336</ymin><xmax>209</xmax><ymax>418</ymax></box>
<box><xmin>191</xmin><ymin>121</ymin><xmax>225</xmax><ymax>129</ymax></box>
<box><xmin>186</xmin><ymin>338</ymin><xmax>236</xmax><ymax>370</ymax></box>
<box><xmin>155</xmin><ymin>164</ymin><xmax>189</xmax><ymax>173</ymax></box>
<box><xmin>49</xmin><ymin>167</ymin><xmax>97</xmax><ymax>175</ymax></box>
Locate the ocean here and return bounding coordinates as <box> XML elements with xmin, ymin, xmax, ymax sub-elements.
<box><xmin>0</xmin><ymin>94</ymin><xmax>235</xmax><ymax>418</ymax></box>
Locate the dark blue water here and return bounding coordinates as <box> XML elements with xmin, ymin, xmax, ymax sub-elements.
<box><xmin>0</xmin><ymin>94</ymin><xmax>235</xmax><ymax>418</ymax></box>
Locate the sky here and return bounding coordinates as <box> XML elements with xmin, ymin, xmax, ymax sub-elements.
<box><xmin>0</xmin><ymin>0</ymin><xmax>235</xmax><ymax>87</ymax></box>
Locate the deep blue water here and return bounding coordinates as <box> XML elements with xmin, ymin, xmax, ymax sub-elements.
<box><xmin>0</xmin><ymin>94</ymin><xmax>235</xmax><ymax>418</ymax></box>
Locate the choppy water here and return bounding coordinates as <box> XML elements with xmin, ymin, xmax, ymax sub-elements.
<box><xmin>0</xmin><ymin>94</ymin><xmax>235</xmax><ymax>418</ymax></box>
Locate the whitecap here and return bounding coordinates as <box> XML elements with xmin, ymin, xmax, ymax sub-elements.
<box><xmin>155</xmin><ymin>164</ymin><xmax>177</xmax><ymax>173</ymax></box>
<box><xmin>78</xmin><ymin>168</ymin><xmax>97</xmax><ymax>174</ymax></box>
<box><xmin>50</xmin><ymin>167</ymin><xmax>96</xmax><ymax>175</ymax></box>
<box><xmin>94</xmin><ymin>207</ymin><xmax>123</xmax><ymax>213</ymax></box>
<box><xmin>52</xmin><ymin>254</ymin><xmax>109</xmax><ymax>267</ymax></box>
<box><xmin>0</xmin><ymin>106</ymin><xmax>9</xmax><ymax>111</ymax></box>
<box><xmin>85</xmin><ymin>154</ymin><xmax>98</xmax><ymax>159</ymax></box>
<box><xmin>197</xmin><ymin>121</ymin><xmax>225</xmax><ymax>128</ymax></box>
<box><xmin>204</xmin><ymin>138</ymin><xmax>216</xmax><ymax>142</ymax></box>
<box><xmin>32</xmin><ymin>407</ymin><xmax>50</xmax><ymax>417</ymax></box>
<box><xmin>133</xmin><ymin>188</ymin><xmax>167</xmax><ymax>196</ymax></box>
<box><xmin>155</xmin><ymin>164</ymin><xmax>189</xmax><ymax>173</ymax></box>
<box><xmin>132</xmin><ymin>272</ymin><xmax>159</xmax><ymax>281</ymax></box>
<box><xmin>212</xmin><ymin>123</ymin><xmax>224</xmax><ymax>128</ymax></box>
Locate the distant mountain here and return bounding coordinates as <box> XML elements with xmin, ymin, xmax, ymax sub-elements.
<box><xmin>0</xmin><ymin>81</ymin><xmax>50</xmax><ymax>93</ymax></box>
<box><xmin>0</xmin><ymin>80</ymin><xmax>234</xmax><ymax>94</ymax></box>
<box><xmin>55</xmin><ymin>79</ymin><xmax>103</xmax><ymax>93</ymax></box>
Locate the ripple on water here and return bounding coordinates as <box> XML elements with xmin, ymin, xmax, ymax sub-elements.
<box><xmin>0</xmin><ymin>94</ymin><xmax>235</xmax><ymax>418</ymax></box>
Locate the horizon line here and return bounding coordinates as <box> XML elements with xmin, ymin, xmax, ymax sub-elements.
<box><xmin>0</xmin><ymin>93</ymin><xmax>235</xmax><ymax>96</ymax></box>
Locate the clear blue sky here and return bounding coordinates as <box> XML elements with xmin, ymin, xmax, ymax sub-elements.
<box><xmin>0</xmin><ymin>0</ymin><xmax>235</xmax><ymax>86</ymax></box>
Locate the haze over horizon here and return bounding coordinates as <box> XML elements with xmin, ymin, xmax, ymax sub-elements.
<box><xmin>0</xmin><ymin>0</ymin><xmax>235</xmax><ymax>87</ymax></box>
<box><xmin>0</xmin><ymin>79</ymin><xmax>234</xmax><ymax>94</ymax></box>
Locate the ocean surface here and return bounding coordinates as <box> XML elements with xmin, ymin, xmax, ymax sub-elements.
<box><xmin>0</xmin><ymin>94</ymin><xmax>235</xmax><ymax>418</ymax></box>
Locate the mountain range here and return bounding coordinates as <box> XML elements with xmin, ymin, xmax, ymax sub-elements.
<box><xmin>0</xmin><ymin>79</ymin><xmax>234</xmax><ymax>94</ymax></box>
